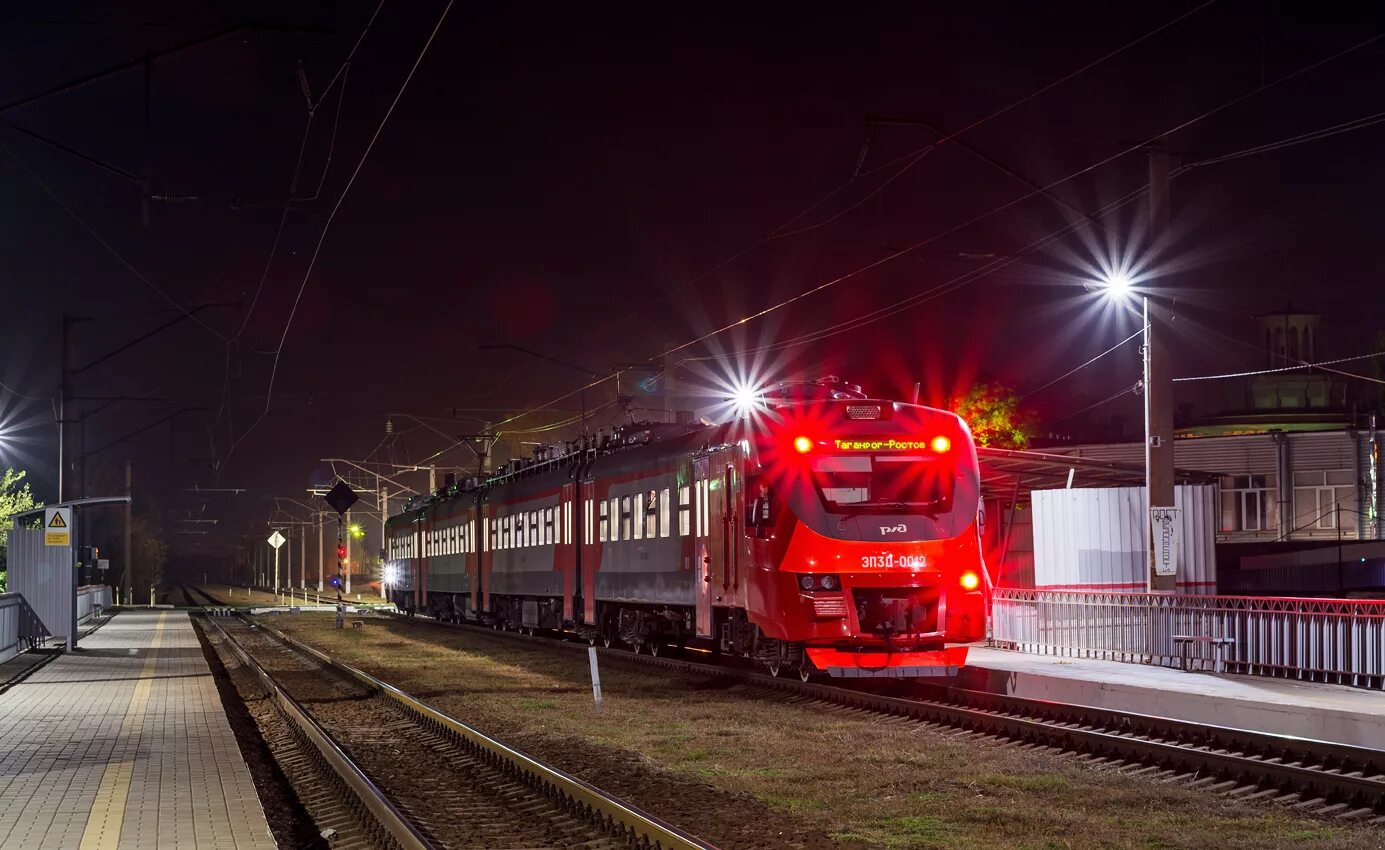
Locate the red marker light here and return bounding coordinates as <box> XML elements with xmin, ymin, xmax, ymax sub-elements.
<box><xmin>337</xmin><ymin>545</ymin><xmax>347</xmax><ymax>560</ymax></box>
<box><xmin>931</xmin><ymin>435</ymin><xmax>952</xmax><ymax>453</ymax></box>
<box><xmin>960</xmin><ymin>570</ymin><xmax>981</xmax><ymax>591</ymax></box>
<box><xmin>793</xmin><ymin>435</ymin><xmax>814</xmax><ymax>454</ymax></box>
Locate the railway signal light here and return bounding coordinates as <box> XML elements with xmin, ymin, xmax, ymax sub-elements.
<box><xmin>337</xmin><ymin>544</ymin><xmax>347</xmax><ymax>561</ymax></box>
<box><xmin>330</xmin><ymin>575</ymin><xmax>342</xmax><ymax>589</ymax></box>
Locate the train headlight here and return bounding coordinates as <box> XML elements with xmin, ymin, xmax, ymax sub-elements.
<box><xmin>819</xmin><ymin>574</ymin><xmax>838</xmax><ymax>591</ymax></box>
<box><xmin>793</xmin><ymin>435</ymin><xmax>814</xmax><ymax>454</ymax></box>
<box><xmin>799</xmin><ymin>575</ymin><xmax>815</xmax><ymax>590</ymax></box>
<box><xmin>960</xmin><ymin>570</ymin><xmax>981</xmax><ymax>591</ymax></box>
<box><xmin>931</xmin><ymin>435</ymin><xmax>952</xmax><ymax>453</ymax></box>
<box><xmin>383</xmin><ymin>564</ymin><xmax>400</xmax><ymax>585</ymax></box>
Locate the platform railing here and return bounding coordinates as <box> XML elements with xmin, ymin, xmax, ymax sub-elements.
<box><xmin>0</xmin><ymin>592</ymin><xmax>52</xmax><ymax>664</ymax></box>
<box><xmin>991</xmin><ymin>588</ymin><xmax>1385</xmax><ymax>690</ymax></box>
<box><xmin>76</xmin><ymin>585</ymin><xmax>112</xmax><ymax>624</ymax></box>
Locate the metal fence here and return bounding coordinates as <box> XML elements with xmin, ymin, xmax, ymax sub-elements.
<box><xmin>0</xmin><ymin>593</ymin><xmax>51</xmax><ymax>664</ymax></box>
<box><xmin>76</xmin><ymin>585</ymin><xmax>111</xmax><ymax>624</ymax></box>
<box><xmin>991</xmin><ymin>588</ymin><xmax>1385</xmax><ymax>690</ymax></box>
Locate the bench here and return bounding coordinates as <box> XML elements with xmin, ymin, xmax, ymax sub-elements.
<box><xmin>1172</xmin><ymin>634</ymin><xmax>1235</xmax><ymax>673</ymax></box>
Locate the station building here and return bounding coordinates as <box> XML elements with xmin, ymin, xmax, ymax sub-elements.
<box><xmin>990</xmin><ymin>305</ymin><xmax>1383</xmax><ymax>598</ymax></box>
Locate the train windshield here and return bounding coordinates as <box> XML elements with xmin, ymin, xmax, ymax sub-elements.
<box><xmin>809</xmin><ymin>454</ymin><xmax>954</xmax><ymax>514</ymax></box>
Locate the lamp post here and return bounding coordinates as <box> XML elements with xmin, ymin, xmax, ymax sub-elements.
<box><xmin>1099</xmin><ymin>273</ymin><xmax>1176</xmax><ymax>592</ymax></box>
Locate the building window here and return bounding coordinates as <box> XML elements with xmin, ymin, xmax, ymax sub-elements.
<box><xmin>1220</xmin><ymin>474</ymin><xmax>1277</xmax><ymax>532</ymax></box>
<box><xmin>1292</xmin><ymin>471</ymin><xmax>1356</xmax><ymax>533</ymax></box>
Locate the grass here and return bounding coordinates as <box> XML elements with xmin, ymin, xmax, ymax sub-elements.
<box><xmin>261</xmin><ymin>613</ymin><xmax>1382</xmax><ymax>850</ymax></box>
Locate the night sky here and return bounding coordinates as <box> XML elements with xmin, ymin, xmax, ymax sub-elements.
<box><xmin>3</xmin><ymin>1</ymin><xmax>1384</xmax><ymax>563</ymax></box>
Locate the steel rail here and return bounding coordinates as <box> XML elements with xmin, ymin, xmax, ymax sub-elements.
<box><xmin>192</xmin><ymin>584</ymin><xmax>719</xmax><ymax>850</ymax></box>
<box><xmin>253</xmin><ymin>619</ymin><xmax>720</xmax><ymax>850</ymax></box>
<box><xmin>199</xmin><ymin>611</ymin><xmax>435</xmax><ymax>850</ymax></box>
<box><xmin>368</xmin><ymin>607</ymin><xmax>1385</xmax><ymax>819</ymax></box>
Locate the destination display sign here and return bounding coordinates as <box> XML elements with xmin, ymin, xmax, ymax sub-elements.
<box><xmin>832</xmin><ymin>438</ymin><xmax>933</xmax><ymax>452</ymax></box>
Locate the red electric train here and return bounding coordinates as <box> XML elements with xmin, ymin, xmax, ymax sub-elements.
<box><xmin>383</xmin><ymin>379</ymin><xmax>989</xmax><ymax>678</ymax></box>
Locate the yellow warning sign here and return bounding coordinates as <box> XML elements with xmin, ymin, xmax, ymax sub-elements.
<box><xmin>45</xmin><ymin>507</ymin><xmax>71</xmax><ymax>547</ymax></box>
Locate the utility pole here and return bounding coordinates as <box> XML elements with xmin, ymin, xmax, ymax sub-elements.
<box><xmin>344</xmin><ymin>509</ymin><xmax>352</xmax><ymax>594</ymax></box>
<box><xmin>300</xmin><ymin>521</ymin><xmax>306</xmax><ymax>589</ymax></box>
<box><xmin>1146</xmin><ymin>141</ymin><xmax>1176</xmax><ymax>592</ymax></box>
<box><xmin>317</xmin><ymin>513</ymin><xmax>324</xmax><ymax>592</ymax></box>
<box><xmin>123</xmin><ymin>461</ymin><xmax>132</xmax><ymax>604</ymax></box>
<box><xmin>59</xmin><ymin>315</ymin><xmax>72</xmax><ymax>501</ymax></box>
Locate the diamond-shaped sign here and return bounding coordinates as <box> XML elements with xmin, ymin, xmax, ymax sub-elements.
<box><xmin>323</xmin><ymin>479</ymin><xmax>359</xmax><ymax>515</ymax></box>
<box><xmin>268</xmin><ymin>530</ymin><xmax>286</xmax><ymax>549</ymax></box>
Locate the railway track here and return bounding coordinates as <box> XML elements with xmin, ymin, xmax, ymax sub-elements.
<box><xmin>324</xmin><ymin>597</ymin><xmax>1385</xmax><ymax>825</ymax></box>
<box><xmin>186</xmin><ymin>586</ymin><xmax>718</xmax><ymax>850</ymax></box>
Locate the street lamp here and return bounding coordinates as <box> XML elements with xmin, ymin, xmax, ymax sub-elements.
<box><xmin>1096</xmin><ymin>269</ymin><xmax>1174</xmax><ymax>592</ymax></box>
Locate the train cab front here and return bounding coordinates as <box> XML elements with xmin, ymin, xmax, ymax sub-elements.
<box><xmin>744</xmin><ymin>396</ymin><xmax>988</xmax><ymax>679</ymax></box>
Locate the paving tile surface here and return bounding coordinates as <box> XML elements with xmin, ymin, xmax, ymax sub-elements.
<box><xmin>0</xmin><ymin>610</ymin><xmax>274</xmax><ymax>849</ymax></box>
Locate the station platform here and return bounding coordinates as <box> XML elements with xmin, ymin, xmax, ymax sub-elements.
<box><xmin>0</xmin><ymin>610</ymin><xmax>273</xmax><ymax>850</ymax></box>
<box><xmin>962</xmin><ymin>646</ymin><xmax>1385</xmax><ymax>749</ymax></box>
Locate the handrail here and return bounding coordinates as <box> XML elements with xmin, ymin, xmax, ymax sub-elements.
<box><xmin>992</xmin><ymin>587</ymin><xmax>1385</xmax><ymax>689</ymax></box>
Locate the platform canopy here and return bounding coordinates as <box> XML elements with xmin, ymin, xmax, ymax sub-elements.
<box><xmin>977</xmin><ymin>447</ymin><xmax>1219</xmax><ymax>501</ymax></box>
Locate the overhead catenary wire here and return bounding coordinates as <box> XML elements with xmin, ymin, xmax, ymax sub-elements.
<box><xmin>0</xmin><ymin>138</ymin><xmax>229</xmax><ymax>341</ymax></box>
<box><xmin>766</xmin><ymin>0</ymin><xmax>1217</xmax><ymax>241</ymax></box>
<box><xmin>1184</xmin><ymin>108</ymin><xmax>1385</xmax><ymax>171</ymax></box>
<box><xmin>560</xmin><ymin>1</ymin><xmax>1216</xmax><ymax>356</ymax></box>
<box><xmin>654</xmin><ymin>29</ymin><xmax>1385</xmax><ymax>364</ymax></box>
<box><xmin>429</xmin><ymin>25</ymin><xmax>1385</xmax><ymax>447</ymax></box>
<box><xmin>1019</xmin><ymin>329</ymin><xmax>1144</xmax><ymax>401</ymax></box>
<box><xmin>221</xmin><ymin>0</ymin><xmax>455</xmax><ymax>473</ymax></box>
<box><xmin>1172</xmin><ymin>346</ymin><xmax>1385</xmax><ymax>383</ymax></box>
<box><xmin>211</xmin><ymin>1</ymin><xmax>387</xmax><ymax>450</ymax></box>
<box><xmin>1046</xmin><ymin>382</ymin><xmax>1142</xmax><ymax>426</ymax></box>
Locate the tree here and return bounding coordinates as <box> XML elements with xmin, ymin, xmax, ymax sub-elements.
<box><xmin>0</xmin><ymin>468</ymin><xmax>42</xmax><ymax>583</ymax></box>
<box><xmin>951</xmin><ymin>383</ymin><xmax>1035</xmax><ymax>449</ymax></box>
<box><xmin>130</xmin><ymin>513</ymin><xmax>167</xmax><ymax>593</ymax></box>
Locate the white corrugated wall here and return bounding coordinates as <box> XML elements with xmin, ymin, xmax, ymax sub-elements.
<box><xmin>1032</xmin><ymin>484</ymin><xmax>1217</xmax><ymax>593</ymax></box>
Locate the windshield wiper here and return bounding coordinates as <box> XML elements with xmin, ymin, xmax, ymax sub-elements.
<box><xmin>834</xmin><ymin>501</ymin><xmax>940</xmax><ymax>520</ymax></box>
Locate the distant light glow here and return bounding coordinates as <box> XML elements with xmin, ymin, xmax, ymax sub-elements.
<box><xmin>1101</xmin><ymin>270</ymin><xmax>1134</xmax><ymax>300</ymax></box>
<box><xmin>382</xmin><ymin>564</ymin><xmax>400</xmax><ymax>585</ymax></box>
<box><xmin>349</xmin><ymin>523</ymin><xmax>365</xmax><ymax>539</ymax></box>
<box><xmin>729</xmin><ymin>380</ymin><xmax>768</xmax><ymax>418</ymax></box>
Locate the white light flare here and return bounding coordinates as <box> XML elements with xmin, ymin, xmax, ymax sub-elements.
<box><xmin>728</xmin><ymin>380</ymin><xmax>767</xmax><ymax>419</ymax></box>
